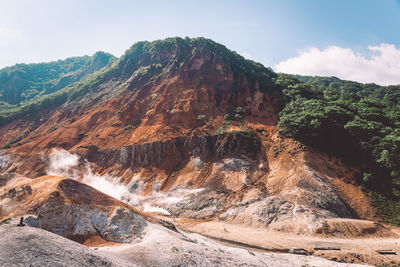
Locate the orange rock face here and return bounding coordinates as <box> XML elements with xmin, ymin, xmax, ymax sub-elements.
<box><xmin>0</xmin><ymin>38</ymin><xmax>378</xmax><ymax>236</ymax></box>
<box><xmin>0</xmin><ymin>174</ymin><xmax>147</xmax><ymax>243</ymax></box>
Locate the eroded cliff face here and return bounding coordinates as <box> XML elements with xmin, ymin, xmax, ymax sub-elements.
<box><xmin>0</xmin><ymin>38</ymin><xmax>378</xmax><ymax>236</ymax></box>
<box><xmin>0</xmin><ymin>131</ymin><xmax>375</xmax><ymax>236</ymax></box>
<box><xmin>0</xmin><ymin>174</ymin><xmax>148</xmax><ymax>243</ymax></box>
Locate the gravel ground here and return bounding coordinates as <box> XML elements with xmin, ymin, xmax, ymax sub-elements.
<box><xmin>0</xmin><ymin>223</ymin><xmax>370</xmax><ymax>267</ymax></box>
<box><xmin>0</xmin><ymin>225</ymin><xmax>136</xmax><ymax>267</ymax></box>
<box><xmin>98</xmin><ymin>224</ymin><xmax>371</xmax><ymax>267</ymax></box>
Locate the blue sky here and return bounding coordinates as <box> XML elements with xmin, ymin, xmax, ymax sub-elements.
<box><xmin>1</xmin><ymin>0</ymin><xmax>400</xmax><ymax>84</ymax></box>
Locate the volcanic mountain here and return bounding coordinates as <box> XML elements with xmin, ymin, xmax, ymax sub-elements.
<box><xmin>0</xmin><ymin>37</ymin><xmax>399</xmax><ymax>266</ymax></box>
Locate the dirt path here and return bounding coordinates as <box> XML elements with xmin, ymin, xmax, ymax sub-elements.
<box><xmin>98</xmin><ymin>224</ymin><xmax>369</xmax><ymax>267</ymax></box>
<box><xmin>0</xmin><ymin>221</ymin><xmax>372</xmax><ymax>266</ymax></box>
<box><xmin>173</xmin><ymin>220</ymin><xmax>400</xmax><ymax>266</ymax></box>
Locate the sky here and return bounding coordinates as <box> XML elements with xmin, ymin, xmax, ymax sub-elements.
<box><xmin>0</xmin><ymin>0</ymin><xmax>400</xmax><ymax>85</ymax></box>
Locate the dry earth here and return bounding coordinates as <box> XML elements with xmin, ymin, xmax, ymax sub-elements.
<box><xmin>1</xmin><ymin>220</ymin><xmax>373</xmax><ymax>267</ymax></box>
<box><xmin>169</xmin><ymin>219</ymin><xmax>400</xmax><ymax>266</ymax></box>
<box><xmin>0</xmin><ymin>38</ymin><xmax>398</xmax><ymax>267</ymax></box>
<box><xmin>96</xmin><ymin>223</ymin><xmax>371</xmax><ymax>267</ymax></box>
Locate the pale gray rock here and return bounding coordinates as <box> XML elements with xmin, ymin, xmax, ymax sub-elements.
<box><xmin>0</xmin><ymin>225</ymin><xmax>136</xmax><ymax>267</ymax></box>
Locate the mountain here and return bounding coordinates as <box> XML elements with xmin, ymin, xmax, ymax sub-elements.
<box><xmin>0</xmin><ymin>52</ymin><xmax>115</xmax><ymax>126</ymax></box>
<box><xmin>0</xmin><ymin>37</ymin><xmax>399</xmax><ymax>266</ymax></box>
<box><xmin>277</xmin><ymin>74</ymin><xmax>400</xmax><ymax>225</ymax></box>
<box><xmin>0</xmin><ymin>52</ymin><xmax>115</xmax><ymax>107</ymax></box>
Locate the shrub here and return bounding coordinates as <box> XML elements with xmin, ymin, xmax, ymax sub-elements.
<box><xmin>2</xmin><ymin>143</ymin><xmax>11</xmax><ymax>149</ymax></box>
<box><xmin>234</xmin><ymin>113</ymin><xmax>243</xmax><ymax>120</ymax></box>
<box><xmin>197</xmin><ymin>114</ymin><xmax>207</xmax><ymax>121</ymax></box>
<box><xmin>214</xmin><ymin>126</ymin><xmax>226</xmax><ymax>135</ymax></box>
<box><xmin>124</xmin><ymin>125</ymin><xmax>134</xmax><ymax>130</ymax></box>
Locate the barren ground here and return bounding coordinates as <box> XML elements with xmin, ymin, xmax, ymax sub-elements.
<box><xmin>97</xmin><ymin>224</ymin><xmax>370</xmax><ymax>267</ymax></box>
<box><xmin>168</xmin><ymin>219</ymin><xmax>400</xmax><ymax>266</ymax></box>
<box><xmin>0</xmin><ymin>223</ymin><xmax>370</xmax><ymax>267</ymax></box>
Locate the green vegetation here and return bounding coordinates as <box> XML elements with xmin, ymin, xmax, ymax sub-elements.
<box><xmin>123</xmin><ymin>120</ymin><xmax>142</xmax><ymax>131</ymax></box>
<box><xmin>118</xmin><ymin>37</ymin><xmax>277</xmax><ymax>96</ymax></box>
<box><xmin>277</xmin><ymin>74</ymin><xmax>400</xmax><ymax>225</ymax></box>
<box><xmin>2</xmin><ymin>143</ymin><xmax>11</xmax><ymax>149</ymax></box>
<box><xmin>0</xmin><ymin>52</ymin><xmax>115</xmax><ymax>126</ymax></box>
<box><xmin>214</xmin><ymin>114</ymin><xmax>233</xmax><ymax>135</ymax></box>
<box><xmin>214</xmin><ymin>126</ymin><xmax>227</xmax><ymax>135</ymax></box>
<box><xmin>197</xmin><ymin>114</ymin><xmax>207</xmax><ymax>122</ymax></box>
<box><xmin>218</xmin><ymin>106</ymin><xmax>247</xmax><ymax>125</ymax></box>
<box><xmin>234</xmin><ymin>106</ymin><xmax>246</xmax><ymax>121</ymax></box>
<box><xmin>232</xmin><ymin>130</ymin><xmax>261</xmax><ymax>149</ymax></box>
<box><xmin>223</xmin><ymin>114</ymin><xmax>232</xmax><ymax>121</ymax></box>
<box><xmin>235</xmin><ymin>106</ymin><xmax>246</xmax><ymax>114</ymax></box>
<box><xmin>0</xmin><ymin>37</ymin><xmax>276</xmax><ymax>127</ymax></box>
<box><xmin>295</xmin><ymin>75</ymin><xmax>400</xmax><ymax>105</ymax></box>
<box><xmin>371</xmin><ymin>192</ymin><xmax>400</xmax><ymax>225</ymax></box>
<box><xmin>0</xmin><ymin>52</ymin><xmax>115</xmax><ymax>107</ymax></box>
<box><xmin>0</xmin><ymin>37</ymin><xmax>398</xmax><ymax>224</ymax></box>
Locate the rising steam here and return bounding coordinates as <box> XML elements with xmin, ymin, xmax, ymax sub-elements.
<box><xmin>46</xmin><ymin>148</ymin><xmax>201</xmax><ymax>215</ymax></box>
<box><xmin>47</xmin><ymin>149</ymin><xmax>79</xmax><ymax>178</ymax></box>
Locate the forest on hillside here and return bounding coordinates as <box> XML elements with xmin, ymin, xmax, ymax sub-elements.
<box><xmin>0</xmin><ymin>38</ymin><xmax>398</xmax><ymax>224</ymax></box>
<box><xmin>278</xmin><ymin>74</ymin><xmax>400</xmax><ymax>224</ymax></box>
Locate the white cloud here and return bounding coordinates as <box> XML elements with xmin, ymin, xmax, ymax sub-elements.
<box><xmin>274</xmin><ymin>44</ymin><xmax>400</xmax><ymax>86</ymax></box>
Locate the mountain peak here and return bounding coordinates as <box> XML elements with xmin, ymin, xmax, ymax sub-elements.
<box><xmin>0</xmin><ymin>37</ymin><xmax>399</xmax><ymax>267</ymax></box>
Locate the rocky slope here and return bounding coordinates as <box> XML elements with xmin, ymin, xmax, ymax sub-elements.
<box><xmin>0</xmin><ymin>224</ymin><xmax>136</xmax><ymax>267</ymax></box>
<box><xmin>0</xmin><ymin>38</ymin><xmax>379</xmax><ymax>233</ymax></box>
<box><xmin>0</xmin><ymin>37</ymin><xmax>398</xmax><ymax>266</ymax></box>
<box><xmin>0</xmin><ymin>173</ymin><xmax>148</xmax><ymax>243</ymax></box>
<box><xmin>0</xmin><ymin>172</ymin><xmax>379</xmax><ymax>266</ymax></box>
<box><xmin>1</xmin><ymin>223</ymin><xmax>370</xmax><ymax>267</ymax></box>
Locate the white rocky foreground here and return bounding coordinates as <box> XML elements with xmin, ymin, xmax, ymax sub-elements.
<box><xmin>0</xmin><ymin>224</ymin><xmax>370</xmax><ymax>267</ymax></box>
<box><xmin>0</xmin><ymin>225</ymin><xmax>136</xmax><ymax>267</ymax></box>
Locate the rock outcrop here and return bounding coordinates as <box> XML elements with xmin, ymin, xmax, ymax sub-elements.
<box><xmin>0</xmin><ymin>175</ymin><xmax>147</xmax><ymax>243</ymax></box>
<box><xmin>0</xmin><ymin>225</ymin><xmax>136</xmax><ymax>267</ymax></box>
<box><xmin>0</xmin><ymin>37</ymin><xmax>379</xmax><ymax>237</ymax></box>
